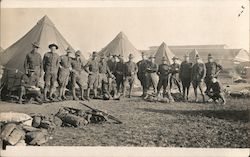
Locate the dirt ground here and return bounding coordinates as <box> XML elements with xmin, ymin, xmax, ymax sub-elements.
<box><xmin>0</xmin><ymin>94</ymin><xmax>249</xmax><ymax>148</ymax></box>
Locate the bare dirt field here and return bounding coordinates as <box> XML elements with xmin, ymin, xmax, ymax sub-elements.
<box><xmin>0</xmin><ymin>95</ymin><xmax>249</xmax><ymax>148</ymax></box>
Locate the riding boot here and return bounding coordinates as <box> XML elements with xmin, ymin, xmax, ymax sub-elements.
<box><xmin>44</xmin><ymin>87</ymin><xmax>49</xmax><ymax>101</ymax></box>
<box><xmin>72</xmin><ymin>88</ymin><xmax>79</xmax><ymax>100</ymax></box>
<box><xmin>86</xmin><ymin>88</ymin><xmax>90</xmax><ymax>100</ymax></box>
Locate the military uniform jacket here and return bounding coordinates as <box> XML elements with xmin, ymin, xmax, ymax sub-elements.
<box><xmin>146</xmin><ymin>62</ymin><xmax>158</xmax><ymax>73</ymax></box>
<box><xmin>107</xmin><ymin>59</ymin><xmax>116</xmax><ymax>74</ymax></box>
<box><xmin>137</xmin><ymin>60</ymin><xmax>150</xmax><ymax>74</ymax></box>
<box><xmin>115</xmin><ymin>61</ymin><xmax>126</xmax><ymax>75</ymax></box>
<box><xmin>99</xmin><ymin>61</ymin><xmax>111</xmax><ymax>75</ymax></box>
<box><xmin>191</xmin><ymin>62</ymin><xmax>206</xmax><ymax>81</ymax></box>
<box><xmin>170</xmin><ymin>63</ymin><xmax>180</xmax><ymax>76</ymax></box>
<box><xmin>24</xmin><ymin>50</ymin><xmax>42</xmax><ymax>71</ymax></box>
<box><xmin>124</xmin><ymin>61</ymin><xmax>138</xmax><ymax>77</ymax></box>
<box><xmin>71</xmin><ymin>58</ymin><xmax>84</xmax><ymax>73</ymax></box>
<box><xmin>59</xmin><ymin>55</ymin><xmax>72</xmax><ymax>69</ymax></box>
<box><xmin>211</xmin><ymin>81</ymin><xmax>222</xmax><ymax>94</ymax></box>
<box><xmin>43</xmin><ymin>52</ymin><xmax>60</xmax><ymax>73</ymax></box>
<box><xmin>179</xmin><ymin>61</ymin><xmax>192</xmax><ymax>80</ymax></box>
<box><xmin>84</xmin><ymin>59</ymin><xmax>99</xmax><ymax>74</ymax></box>
<box><xmin>205</xmin><ymin>62</ymin><xmax>222</xmax><ymax>78</ymax></box>
<box><xmin>157</xmin><ymin>64</ymin><xmax>171</xmax><ymax>78</ymax></box>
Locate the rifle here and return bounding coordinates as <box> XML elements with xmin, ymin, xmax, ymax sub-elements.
<box><xmin>79</xmin><ymin>102</ymin><xmax>122</xmax><ymax>124</ymax></box>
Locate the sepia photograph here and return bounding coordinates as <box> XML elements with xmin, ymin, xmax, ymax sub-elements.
<box><xmin>0</xmin><ymin>0</ymin><xmax>249</xmax><ymax>156</ymax></box>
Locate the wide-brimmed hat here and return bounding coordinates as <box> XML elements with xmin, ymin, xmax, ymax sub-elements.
<box><xmin>75</xmin><ymin>50</ymin><xmax>81</xmax><ymax>56</ymax></box>
<box><xmin>149</xmin><ymin>55</ymin><xmax>155</xmax><ymax>59</ymax></box>
<box><xmin>32</xmin><ymin>42</ymin><xmax>40</xmax><ymax>48</ymax></box>
<box><xmin>162</xmin><ymin>57</ymin><xmax>167</xmax><ymax>61</ymax></box>
<box><xmin>100</xmin><ymin>55</ymin><xmax>105</xmax><ymax>59</ymax></box>
<box><xmin>28</xmin><ymin>69</ymin><xmax>35</xmax><ymax>72</ymax></box>
<box><xmin>195</xmin><ymin>54</ymin><xmax>200</xmax><ymax>59</ymax></box>
<box><xmin>141</xmin><ymin>52</ymin><xmax>146</xmax><ymax>56</ymax></box>
<box><xmin>48</xmin><ymin>43</ymin><xmax>58</xmax><ymax>49</ymax></box>
<box><xmin>128</xmin><ymin>54</ymin><xmax>134</xmax><ymax>59</ymax></box>
<box><xmin>208</xmin><ymin>53</ymin><xmax>213</xmax><ymax>59</ymax></box>
<box><xmin>118</xmin><ymin>54</ymin><xmax>123</xmax><ymax>58</ymax></box>
<box><xmin>172</xmin><ymin>56</ymin><xmax>179</xmax><ymax>60</ymax></box>
<box><xmin>66</xmin><ymin>47</ymin><xmax>74</xmax><ymax>53</ymax></box>
<box><xmin>92</xmin><ymin>51</ymin><xmax>98</xmax><ymax>57</ymax></box>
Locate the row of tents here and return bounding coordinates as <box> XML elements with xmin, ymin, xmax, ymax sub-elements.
<box><xmin>0</xmin><ymin>15</ymin><xmax>249</xmax><ymax>90</ymax></box>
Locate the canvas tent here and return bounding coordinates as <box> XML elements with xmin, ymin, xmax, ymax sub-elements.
<box><xmin>99</xmin><ymin>31</ymin><xmax>141</xmax><ymax>62</ymax></box>
<box><xmin>0</xmin><ymin>15</ymin><xmax>86</xmax><ymax>90</ymax></box>
<box><xmin>154</xmin><ymin>42</ymin><xmax>176</xmax><ymax>65</ymax></box>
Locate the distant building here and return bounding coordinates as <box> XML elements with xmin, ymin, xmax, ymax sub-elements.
<box><xmin>140</xmin><ymin>44</ymin><xmax>249</xmax><ymax>70</ymax></box>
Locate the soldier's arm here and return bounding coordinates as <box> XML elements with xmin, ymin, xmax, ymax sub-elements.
<box><xmin>39</xmin><ymin>54</ymin><xmax>42</xmax><ymax>76</ymax></box>
<box><xmin>83</xmin><ymin>61</ymin><xmax>90</xmax><ymax>73</ymax></box>
<box><xmin>135</xmin><ymin>63</ymin><xmax>138</xmax><ymax>74</ymax></box>
<box><xmin>42</xmin><ymin>54</ymin><xmax>46</xmax><ymax>72</ymax></box>
<box><xmin>201</xmin><ymin>63</ymin><xmax>206</xmax><ymax>80</ymax></box>
<box><xmin>179</xmin><ymin>63</ymin><xmax>183</xmax><ymax>79</ymax></box>
<box><xmin>215</xmin><ymin>63</ymin><xmax>223</xmax><ymax>76</ymax></box>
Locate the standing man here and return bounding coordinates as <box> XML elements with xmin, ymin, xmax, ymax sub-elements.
<box><xmin>170</xmin><ymin>56</ymin><xmax>181</xmax><ymax>93</ymax></box>
<box><xmin>146</xmin><ymin>55</ymin><xmax>158</xmax><ymax>95</ymax></box>
<box><xmin>124</xmin><ymin>54</ymin><xmax>138</xmax><ymax>98</ymax></box>
<box><xmin>114</xmin><ymin>55</ymin><xmax>126</xmax><ymax>95</ymax></box>
<box><xmin>179</xmin><ymin>54</ymin><xmax>193</xmax><ymax>101</ymax></box>
<box><xmin>99</xmin><ymin>55</ymin><xmax>112</xmax><ymax>97</ymax></box>
<box><xmin>71</xmin><ymin>50</ymin><xmax>85</xmax><ymax>100</ymax></box>
<box><xmin>137</xmin><ymin>52</ymin><xmax>150</xmax><ymax>98</ymax></box>
<box><xmin>24</xmin><ymin>42</ymin><xmax>42</xmax><ymax>78</ymax></box>
<box><xmin>157</xmin><ymin>57</ymin><xmax>172</xmax><ymax>98</ymax></box>
<box><xmin>205</xmin><ymin>54</ymin><xmax>222</xmax><ymax>95</ymax></box>
<box><xmin>84</xmin><ymin>51</ymin><xmax>99</xmax><ymax>100</ymax></box>
<box><xmin>57</xmin><ymin>47</ymin><xmax>73</xmax><ymax>101</ymax></box>
<box><xmin>107</xmin><ymin>55</ymin><xmax>117</xmax><ymax>92</ymax></box>
<box><xmin>191</xmin><ymin>55</ymin><xmax>206</xmax><ymax>102</ymax></box>
<box><xmin>43</xmin><ymin>43</ymin><xmax>60</xmax><ymax>101</ymax></box>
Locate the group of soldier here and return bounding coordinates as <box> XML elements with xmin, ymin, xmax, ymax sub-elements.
<box><xmin>18</xmin><ymin>41</ymin><xmax>226</xmax><ymax>105</ymax></box>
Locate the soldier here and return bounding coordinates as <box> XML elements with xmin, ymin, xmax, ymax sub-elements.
<box><xmin>179</xmin><ymin>54</ymin><xmax>193</xmax><ymax>101</ymax></box>
<box><xmin>137</xmin><ymin>52</ymin><xmax>150</xmax><ymax>97</ymax></box>
<box><xmin>43</xmin><ymin>43</ymin><xmax>60</xmax><ymax>101</ymax></box>
<box><xmin>114</xmin><ymin>55</ymin><xmax>126</xmax><ymax>94</ymax></box>
<box><xmin>146</xmin><ymin>55</ymin><xmax>158</xmax><ymax>95</ymax></box>
<box><xmin>207</xmin><ymin>77</ymin><xmax>226</xmax><ymax>104</ymax></box>
<box><xmin>157</xmin><ymin>57</ymin><xmax>171</xmax><ymax>98</ymax></box>
<box><xmin>124</xmin><ymin>54</ymin><xmax>138</xmax><ymax>98</ymax></box>
<box><xmin>99</xmin><ymin>55</ymin><xmax>112</xmax><ymax>97</ymax></box>
<box><xmin>19</xmin><ymin>69</ymin><xmax>43</xmax><ymax>104</ymax></box>
<box><xmin>71</xmin><ymin>50</ymin><xmax>85</xmax><ymax>100</ymax></box>
<box><xmin>170</xmin><ymin>56</ymin><xmax>181</xmax><ymax>93</ymax></box>
<box><xmin>107</xmin><ymin>55</ymin><xmax>117</xmax><ymax>92</ymax></box>
<box><xmin>191</xmin><ymin>55</ymin><xmax>206</xmax><ymax>102</ymax></box>
<box><xmin>57</xmin><ymin>47</ymin><xmax>73</xmax><ymax>101</ymax></box>
<box><xmin>205</xmin><ymin>54</ymin><xmax>222</xmax><ymax>94</ymax></box>
<box><xmin>24</xmin><ymin>42</ymin><xmax>42</xmax><ymax>78</ymax></box>
<box><xmin>84</xmin><ymin>51</ymin><xmax>99</xmax><ymax>100</ymax></box>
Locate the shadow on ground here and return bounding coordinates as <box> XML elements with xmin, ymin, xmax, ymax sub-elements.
<box><xmin>136</xmin><ymin>108</ymin><xmax>250</xmax><ymax>122</ymax></box>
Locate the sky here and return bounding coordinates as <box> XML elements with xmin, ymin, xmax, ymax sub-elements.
<box><xmin>1</xmin><ymin>0</ymin><xmax>249</xmax><ymax>58</ymax></box>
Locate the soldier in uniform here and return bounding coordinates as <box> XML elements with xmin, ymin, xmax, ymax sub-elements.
<box><xmin>179</xmin><ymin>54</ymin><xmax>193</xmax><ymax>101</ymax></box>
<box><xmin>84</xmin><ymin>51</ymin><xmax>99</xmax><ymax>100</ymax></box>
<box><xmin>57</xmin><ymin>47</ymin><xmax>73</xmax><ymax>101</ymax></box>
<box><xmin>43</xmin><ymin>43</ymin><xmax>60</xmax><ymax>101</ymax></box>
<box><xmin>99</xmin><ymin>55</ymin><xmax>112</xmax><ymax>97</ymax></box>
<box><xmin>124</xmin><ymin>54</ymin><xmax>138</xmax><ymax>98</ymax></box>
<box><xmin>71</xmin><ymin>50</ymin><xmax>85</xmax><ymax>100</ymax></box>
<box><xmin>191</xmin><ymin>55</ymin><xmax>206</xmax><ymax>102</ymax></box>
<box><xmin>157</xmin><ymin>57</ymin><xmax>171</xmax><ymax>98</ymax></box>
<box><xmin>114</xmin><ymin>55</ymin><xmax>126</xmax><ymax>94</ymax></box>
<box><xmin>137</xmin><ymin>52</ymin><xmax>150</xmax><ymax>97</ymax></box>
<box><xmin>170</xmin><ymin>56</ymin><xmax>181</xmax><ymax>93</ymax></box>
<box><xmin>146</xmin><ymin>55</ymin><xmax>158</xmax><ymax>95</ymax></box>
<box><xmin>205</xmin><ymin>54</ymin><xmax>222</xmax><ymax>95</ymax></box>
<box><xmin>107</xmin><ymin>55</ymin><xmax>117</xmax><ymax>92</ymax></box>
<box><xmin>24</xmin><ymin>42</ymin><xmax>42</xmax><ymax>78</ymax></box>
<box><xmin>19</xmin><ymin>69</ymin><xmax>43</xmax><ymax>104</ymax></box>
<box><xmin>207</xmin><ymin>77</ymin><xmax>226</xmax><ymax>104</ymax></box>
